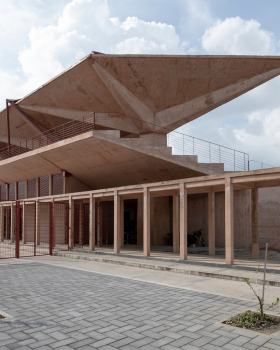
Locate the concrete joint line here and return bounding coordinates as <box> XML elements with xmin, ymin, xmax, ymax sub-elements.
<box><xmin>54</xmin><ymin>252</ymin><xmax>280</xmax><ymax>287</ymax></box>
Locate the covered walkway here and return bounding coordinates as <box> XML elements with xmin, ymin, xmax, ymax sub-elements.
<box><xmin>1</xmin><ymin>166</ymin><xmax>280</xmax><ymax>264</ymax></box>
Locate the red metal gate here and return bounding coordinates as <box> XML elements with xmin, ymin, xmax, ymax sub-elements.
<box><xmin>0</xmin><ymin>201</ymin><xmax>69</xmax><ymax>259</ymax></box>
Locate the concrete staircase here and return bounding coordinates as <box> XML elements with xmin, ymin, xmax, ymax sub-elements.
<box><xmin>91</xmin><ymin>129</ymin><xmax>224</xmax><ymax>176</ymax></box>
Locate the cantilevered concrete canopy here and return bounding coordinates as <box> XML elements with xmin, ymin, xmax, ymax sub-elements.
<box><xmin>1</xmin><ymin>54</ymin><xmax>280</xmax><ymax>148</ymax></box>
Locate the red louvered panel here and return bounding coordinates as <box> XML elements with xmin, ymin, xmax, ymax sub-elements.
<box><xmin>39</xmin><ymin>176</ymin><xmax>49</xmax><ymax>197</ymax></box>
<box><xmin>52</xmin><ymin>173</ymin><xmax>63</xmax><ymax>195</ymax></box>
<box><xmin>27</xmin><ymin>178</ymin><xmax>37</xmax><ymax>198</ymax></box>
<box><xmin>0</xmin><ymin>185</ymin><xmax>6</xmax><ymax>202</ymax></box>
<box><xmin>9</xmin><ymin>183</ymin><xmax>15</xmax><ymax>201</ymax></box>
<box><xmin>18</xmin><ymin>181</ymin><xmax>26</xmax><ymax>200</ymax></box>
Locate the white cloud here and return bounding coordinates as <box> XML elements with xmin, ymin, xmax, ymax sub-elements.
<box><xmin>202</xmin><ymin>16</ymin><xmax>275</xmax><ymax>55</ymax></box>
<box><xmin>218</xmin><ymin>108</ymin><xmax>280</xmax><ymax>167</ymax></box>
<box><xmin>0</xmin><ymin>0</ymin><xmax>183</xmax><ymax>109</ymax></box>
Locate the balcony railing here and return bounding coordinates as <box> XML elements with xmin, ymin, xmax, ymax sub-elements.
<box><xmin>0</xmin><ymin>111</ymin><xmax>267</xmax><ymax>172</ymax></box>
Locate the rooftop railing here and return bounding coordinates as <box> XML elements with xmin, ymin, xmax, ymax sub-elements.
<box><xmin>0</xmin><ymin>111</ymin><xmax>270</xmax><ymax>172</ymax></box>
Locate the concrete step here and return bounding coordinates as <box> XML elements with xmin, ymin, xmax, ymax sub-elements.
<box><xmin>54</xmin><ymin>250</ymin><xmax>280</xmax><ymax>288</ymax></box>
<box><xmin>91</xmin><ymin>129</ymin><xmax>225</xmax><ymax>175</ymax></box>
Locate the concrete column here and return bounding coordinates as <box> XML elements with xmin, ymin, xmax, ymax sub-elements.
<box><xmin>114</xmin><ymin>191</ymin><xmax>121</xmax><ymax>254</ymax></box>
<box><xmin>251</xmin><ymin>188</ymin><xmax>259</xmax><ymax>259</ymax></box>
<box><xmin>49</xmin><ymin>175</ymin><xmax>53</xmax><ymax>196</ymax></box>
<box><xmin>69</xmin><ymin>197</ymin><xmax>74</xmax><ymax>249</ymax></box>
<box><xmin>97</xmin><ymin>202</ymin><xmax>102</xmax><ymax>246</ymax></box>
<box><xmin>0</xmin><ymin>206</ymin><xmax>4</xmax><ymax>242</ymax></box>
<box><xmin>180</xmin><ymin>183</ymin><xmax>188</xmax><ymax>260</ymax></box>
<box><xmin>79</xmin><ymin>202</ymin><xmax>83</xmax><ymax>246</ymax></box>
<box><xmin>173</xmin><ymin>194</ymin><xmax>179</xmax><ymax>254</ymax></box>
<box><xmin>143</xmin><ymin>187</ymin><xmax>150</xmax><ymax>257</ymax></box>
<box><xmin>22</xmin><ymin>202</ymin><xmax>26</xmax><ymax>244</ymax></box>
<box><xmin>121</xmin><ymin>199</ymin><xmax>124</xmax><ymax>248</ymax></box>
<box><xmin>225</xmin><ymin>178</ymin><xmax>234</xmax><ymax>265</ymax></box>
<box><xmin>89</xmin><ymin>195</ymin><xmax>95</xmax><ymax>251</ymax></box>
<box><xmin>11</xmin><ymin>203</ymin><xmax>15</xmax><ymax>243</ymax></box>
<box><xmin>208</xmin><ymin>192</ymin><xmax>215</xmax><ymax>256</ymax></box>
<box><xmin>52</xmin><ymin>200</ymin><xmax>56</xmax><ymax>247</ymax></box>
<box><xmin>36</xmin><ymin>200</ymin><xmax>40</xmax><ymax>245</ymax></box>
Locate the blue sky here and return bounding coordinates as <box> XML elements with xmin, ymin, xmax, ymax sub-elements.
<box><xmin>1</xmin><ymin>0</ymin><xmax>280</xmax><ymax>167</ymax></box>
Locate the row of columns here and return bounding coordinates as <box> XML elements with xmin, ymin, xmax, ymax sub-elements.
<box><xmin>67</xmin><ymin>182</ymin><xmax>260</xmax><ymax>265</ymax></box>
<box><xmin>1</xmin><ymin>180</ymin><xmax>257</xmax><ymax>265</ymax></box>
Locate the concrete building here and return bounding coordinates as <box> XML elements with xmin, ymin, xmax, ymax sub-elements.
<box><xmin>1</xmin><ymin>53</ymin><xmax>280</xmax><ymax>263</ymax></box>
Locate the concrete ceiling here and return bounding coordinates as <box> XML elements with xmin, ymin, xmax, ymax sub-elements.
<box><xmin>0</xmin><ymin>132</ymin><xmax>206</xmax><ymax>189</ymax></box>
<box><xmin>1</xmin><ymin>54</ymin><xmax>280</xmax><ymax>147</ymax></box>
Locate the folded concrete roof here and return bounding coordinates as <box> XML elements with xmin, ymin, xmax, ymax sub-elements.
<box><xmin>1</xmin><ymin>54</ymin><xmax>280</xmax><ymax>147</ymax></box>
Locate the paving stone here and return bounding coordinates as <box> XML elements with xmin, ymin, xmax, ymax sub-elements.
<box><xmin>1</xmin><ymin>262</ymin><xmax>280</xmax><ymax>350</ymax></box>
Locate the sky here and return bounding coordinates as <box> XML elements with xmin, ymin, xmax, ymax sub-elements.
<box><xmin>1</xmin><ymin>0</ymin><xmax>280</xmax><ymax>167</ymax></box>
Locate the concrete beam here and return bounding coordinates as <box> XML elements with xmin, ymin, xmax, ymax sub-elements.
<box><xmin>92</xmin><ymin>61</ymin><xmax>155</xmax><ymax>132</ymax></box>
<box><xmin>155</xmin><ymin>67</ymin><xmax>280</xmax><ymax>132</ymax></box>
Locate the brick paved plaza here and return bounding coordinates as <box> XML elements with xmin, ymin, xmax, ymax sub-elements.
<box><xmin>1</xmin><ymin>260</ymin><xmax>280</xmax><ymax>350</ymax></box>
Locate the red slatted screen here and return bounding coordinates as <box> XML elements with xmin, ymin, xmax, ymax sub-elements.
<box><xmin>39</xmin><ymin>176</ymin><xmax>49</xmax><ymax>197</ymax></box>
<box><xmin>18</xmin><ymin>181</ymin><xmax>26</xmax><ymax>200</ymax></box>
<box><xmin>9</xmin><ymin>183</ymin><xmax>15</xmax><ymax>201</ymax></box>
<box><xmin>27</xmin><ymin>178</ymin><xmax>37</xmax><ymax>198</ymax></box>
<box><xmin>0</xmin><ymin>185</ymin><xmax>6</xmax><ymax>202</ymax></box>
<box><xmin>52</xmin><ymin>173</ymin><xmax>63</xmax><ymax>195</ymax></box>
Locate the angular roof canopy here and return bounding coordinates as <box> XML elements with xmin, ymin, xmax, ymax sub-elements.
<box><xmin>1</xmin><ymin>53</ymin><xmax>280</xmax><ymax>148</ymax></box>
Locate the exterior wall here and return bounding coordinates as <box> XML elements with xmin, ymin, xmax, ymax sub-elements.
<box><xmin>54</xmin><ymin>203</ymin><xmax>67</xmax><ymax>245</ymax></box>
<box><xmin>150</xmin><ymin>197</ymin><xmax>170</xmax><ymax>246</ymax></box>
<box><xmin>259</xmin><ymin>187</ymin><xmax>280</xmax><ymax>250</ymax></box>
<box><xmin>24</xmin><ymin>203</ymin><xmax>35</xmax><ymax>243</ymax></box>
<box><xmin>64</xmin><ymin>175</ymin><xmax>92</xmax><ymax>194</ymax></box>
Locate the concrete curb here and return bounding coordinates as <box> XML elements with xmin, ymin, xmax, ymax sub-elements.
<box><xmin>54</xmin><ymin>252</ymin><xmax>280</xmax><ymax>287</ymax></box>
<box><xmin>68</xmin><ymin>248</ymin><xmax>280</xmax><ymax>274</ymax></box>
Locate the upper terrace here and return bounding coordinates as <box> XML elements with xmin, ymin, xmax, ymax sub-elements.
<box><xmin>0</xmin><ymin>54</ymin><xmax>278</xmax><ymax>191</ymax></box>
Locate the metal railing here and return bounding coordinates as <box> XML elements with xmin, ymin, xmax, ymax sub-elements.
<box><xmin>0</xmin><ymin>111</ymin><xmax>253</xmax><ymax>171</ymax></box>
<box><xmin>248</xmin><ymin>160</ymin><xmax>275</xmax><ymax>171</ymax></box>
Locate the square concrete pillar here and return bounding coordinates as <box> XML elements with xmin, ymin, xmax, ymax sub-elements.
<box><xmin>173</xmin><ymin>194</ymin><xmax>179</xmax><ymax>254</ymax></box>
<box><xmin>208</xmin><ymin>192</ymin><xmax>215</xmax><ymax>256</ymax></box>
<box><xmin>22</xmin><ymin>202</ymin><xmax>26</xmax><ymax>244</ymax></box>
<box><xmin>0</xmin><ymin>206</ymin><xmax>4</xmax><ymax>242</ymax></box>
<box><xmin>52</xmin><ymin>200</ymin><xmax>56</xmax><ymax>247</ymax></box>
<box><xmin>251</xmin><ymin>188</ymin><xmax>259</xmax><ymax>259</ymax></box>
<box><xmin>114</xmin><ymin>191</ymin><xmax>121</xmax><ymax>254</ymax></box>
<box><xmin>89</xmin><ymin>195</ymin><xmax>95</xmax><ymax>251</ymax></box>
<box><xmin>143</xmin><ymin>187</ymin><xmax>150</xmax><ymax>257</ymax></box>
<box><xmin>69</xmin><ymin>197</ymin><xmax>74</xmax><ymax>249</ymax></box>
<box><xmin>121</xmin><ymin>199</ymin><xmax>124</xmax><ymax>248</ymax></box>
<box><xmin>79</xmin><ymin>202</ymin><xmax>83</xmax><ymax>246</ymax></box>
<box><xmin>180</xmin><ymin>183</ymin><xmax>188</xmax><ymax>260</ymax></box>
<box><xmin>97</xmin><ymin>202</ymin><xmax>103</xmax><ymax>247</ymax></box>
<box><xmin>35</xmin><ymin>200</ymin><xmax>40</xmax><ymax>245</ymax></box>
<box><xmin>11</xmin><ymin>203</ymin><xmax>15</xmax><ymax>243</ymax></box>
<box><xmin>225</xmin><ymin>178</ymin><xmax>234</xmax><ymax>265</ymax></box>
